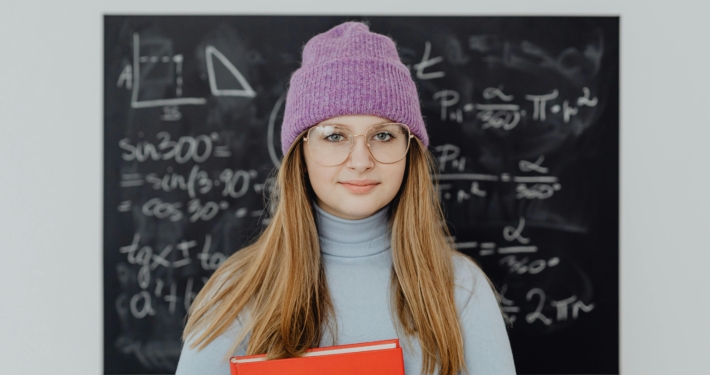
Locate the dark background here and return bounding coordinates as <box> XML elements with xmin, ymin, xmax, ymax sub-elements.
<box><xmin>104</xmin><ymin>15</ymin><xmax>619</xmax><ymax>374</ymax></box>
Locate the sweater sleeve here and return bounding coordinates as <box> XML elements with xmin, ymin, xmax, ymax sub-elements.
<box><xmin>454</xmin><ymin>255</ymin><xmax>517</xmax><ymax>375</ymax></box>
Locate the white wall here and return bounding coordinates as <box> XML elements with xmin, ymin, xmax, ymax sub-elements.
<box><xmin>1</xmin><ymin>1</ymin><xmax>708</xmax><ymax>374</ymax></box>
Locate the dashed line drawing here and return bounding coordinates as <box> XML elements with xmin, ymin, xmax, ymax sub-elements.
<box><xmin>205</xmin><ymin>45</ymin><xmax>256</xmax><ymax>98</ymax></box>
<box><xmin>173</xmin><ymin>54</ymin><xmax>183</xmax><ymax>97</ymax></box>
<box><xmin>131</xmin><ymin>33</ymin><xmax>207</xmax><ymax>109</ymax></box>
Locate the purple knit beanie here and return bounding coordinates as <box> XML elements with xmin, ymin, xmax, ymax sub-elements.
<box><xmin>280</xmin><ymin>21</ymin><xmax>429</xmax><ymax>155</ymax></box>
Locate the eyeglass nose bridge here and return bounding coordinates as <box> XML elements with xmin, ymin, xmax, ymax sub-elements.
<box><xmin>342</xmin><ymin>133</ymin><xmax>374</xmax><ymax>165</ymax></box>
<box><xmin>350</xmin><ymin>133</ymin><xmax>371</xmax><ymax>146</ymax></box>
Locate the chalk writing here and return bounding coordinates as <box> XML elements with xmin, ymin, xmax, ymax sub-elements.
<box><xmin>130</xmin><ymin>33</ymin><xmax>207</xmax><ymax>109</ymax></box>
<box><xmin>119</xmin><ymin>132</ymin><xmax>223</xmax><ymax>164</ymax></box>
<box><xmin>414</xmin><ymin>41</ymin><xmax>446</xmax><ymax>80</ymax></box>
<box><xmin>429</xmin><ymin>86</ymin><xmax>597</xmax><ymax>126</ymax></box>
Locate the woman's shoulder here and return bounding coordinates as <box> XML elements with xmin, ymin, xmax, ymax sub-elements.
<box><xmin>449</xmin><ymin>252</ymin><xmax>502</xmax><ymax>315</ymax></box>
<box><xmin>177</xmin><ymin>268</ymin><xmax>249</xmax><ymax>375</ymax></box>
<box><xmin>451</xmin><ymin>252</ymin><xmax>485</xmax><ymax>292</ymax></box>
<box><xmin>448</xmin><ymin>253</ymin><xmax>517</xmax><ymax>374</ymax></box>
<box><xmin>177</xmin><ymin>318</ymin><xmax>247</xmax><ymax>375</ymax></box>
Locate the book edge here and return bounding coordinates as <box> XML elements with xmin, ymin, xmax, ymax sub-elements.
<box><xmin>231</xmin><ymin>341</ymin><xmax>399</xmax><ymax>364</ymax></box>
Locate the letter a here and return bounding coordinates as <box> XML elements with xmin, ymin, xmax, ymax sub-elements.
<box><xmin>117</xmin><ymin>64</ymin><xmax>133</xmax><ymax>89</ymax></box>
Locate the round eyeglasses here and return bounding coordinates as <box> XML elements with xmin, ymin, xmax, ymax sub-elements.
<box><xmin>303</xmin><ymin>122</ymin><xmax>414</xmax><ymax>167</ymax></box>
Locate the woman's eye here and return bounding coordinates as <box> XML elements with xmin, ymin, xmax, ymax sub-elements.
<box><xmin>373</xmin><ymin>132</ymin><xmax>393</xmax><ymax>141</ymax></box>
<box><xmin>325</xmin><ymin>134</ymin><xmax>345</xmax><ymax>142</ymax></box>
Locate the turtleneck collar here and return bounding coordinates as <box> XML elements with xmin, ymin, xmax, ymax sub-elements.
<box><xmin>313</xmin><ymin>202</ymin><xmax>391</xmax><ymax>258</ymax></box>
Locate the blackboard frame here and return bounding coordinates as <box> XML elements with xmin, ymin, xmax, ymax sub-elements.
<box><xmin>104</xmin><ymin>15</ymin><xmax>619</xmax><ymax>374</ymax></box>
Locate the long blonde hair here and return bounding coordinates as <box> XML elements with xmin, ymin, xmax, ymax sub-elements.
<box><xmin>183</xmin><ymin>131</ymin><xmax>496</xmax><ymax>375</ymax></box>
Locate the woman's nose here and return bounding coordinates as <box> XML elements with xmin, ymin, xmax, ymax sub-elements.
<box><xmin>346</xmin><ymin>135</ymin><xmax>375</xmax><ymax>171</ymax></box>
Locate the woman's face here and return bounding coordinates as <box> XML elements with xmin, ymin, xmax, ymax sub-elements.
<box><xmin>303</xmin><ymin>115</ymin><xmax>407</xmax><ymax>220</ymax></box>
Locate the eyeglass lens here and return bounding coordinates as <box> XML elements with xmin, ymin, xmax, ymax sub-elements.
<box><xmin>307</xmin><ymin>123</ymin><xmax>411</xmax><ymax>166</ymax></box>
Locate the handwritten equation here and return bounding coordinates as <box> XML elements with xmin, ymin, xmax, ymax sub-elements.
<box><xmin>116</xmin><ymin>233</ymin><xmax>220</xmax><ymax>319</ymax></box>
<box><xmin>117</xmin><ymin>131</ymin><xmax>275</xmax><ymax>224</ymax></box>
<box><xmin>448</xmin><ymin>215</ymin><xmax>595</xmax><ymax>327</ymax></box>
<box><xmin>432</xmin><ymin>145</ymin><xmax>561</xmax><ymax>201</ymax></box>
<box><xmin>432</xmin><ymin>86</ymin><xmax>598</xmax><ymax>128</ymax></box>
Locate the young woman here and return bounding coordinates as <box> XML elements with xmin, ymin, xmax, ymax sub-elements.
<box><xmin>176</xmin><ymin>21</ymin><xmax>516</xmax><ymax>375</ymax></box>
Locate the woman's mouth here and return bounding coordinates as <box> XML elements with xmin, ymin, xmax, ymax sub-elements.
<box><xmin>339</xmin><ymin>181</ymin><xmax>379</xmax><ymax>194</ymax></box>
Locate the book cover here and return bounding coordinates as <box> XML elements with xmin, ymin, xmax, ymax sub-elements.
<box><xmin>230</xmin><ymin>339</ymin><xmax>404</xmax><ymax>375</ymax></box>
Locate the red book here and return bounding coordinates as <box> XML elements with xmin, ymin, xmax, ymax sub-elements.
<box><xmin>229</xmin><ymin>339</ymin><xmax>404</xmax><ymax>375</ymax></box>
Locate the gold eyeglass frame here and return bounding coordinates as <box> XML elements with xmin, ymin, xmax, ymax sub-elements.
<box><xmin>302</xmin><ymin>122</ymin><xmax>414</xmax><ymax>167</ymax></box>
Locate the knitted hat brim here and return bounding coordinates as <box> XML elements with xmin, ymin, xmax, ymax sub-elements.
<box><xmin>281</xmin><ymin>58</ymin><xmax>428</xmax><ymax>156</ymax></box>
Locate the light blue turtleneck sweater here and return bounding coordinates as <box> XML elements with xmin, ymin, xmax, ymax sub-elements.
<box><xmin>176</xmin><ymin>204</ymin><xmax>517</xmax><ymax>375</ymax></box>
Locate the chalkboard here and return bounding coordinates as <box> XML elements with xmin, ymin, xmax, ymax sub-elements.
<box><xmin>104</xmin><ymin>15</ymin><xmax>619</xmax><ymax>374</ymax></box>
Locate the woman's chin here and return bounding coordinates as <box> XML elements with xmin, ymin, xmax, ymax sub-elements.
<box><xmin>325</xmin><ymin>202</ymin><xmax>382</xmax><ymax>220</ymax></box>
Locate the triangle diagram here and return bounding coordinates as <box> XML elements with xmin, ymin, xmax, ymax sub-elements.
<box><xmin>205</xmin><ymin>45</ymin><xmax>256</xmax><ymax>97</ymax></box>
